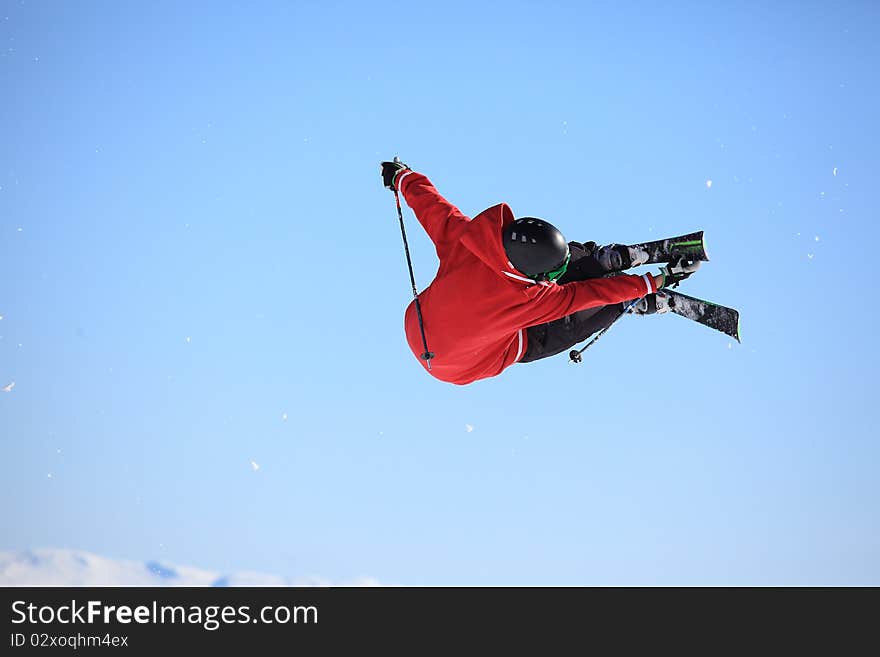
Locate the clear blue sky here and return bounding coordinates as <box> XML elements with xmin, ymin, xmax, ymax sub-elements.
<box><xmin>1</xmin><ymin>0</ymin><xmax>878</xmax><ymax>585</ymax></box>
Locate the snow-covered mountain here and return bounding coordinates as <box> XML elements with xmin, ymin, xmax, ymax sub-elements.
<box><xmin>0</xmin><ymin>548</ymin><xmax>381</xmax><ymax>586</ymax></box>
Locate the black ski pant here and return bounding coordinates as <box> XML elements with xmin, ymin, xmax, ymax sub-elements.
<box><xmin>519</xmin><ymin>241</ymin><xmax>626</xmax><ymax>363</ymax></box>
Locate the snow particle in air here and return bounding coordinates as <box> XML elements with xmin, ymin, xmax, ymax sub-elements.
<box><xmin>250</xmin><ymin>461</ymin><xmax>260</xmax><ymax>472</ymax></box>
<box><xmin>832</xmin><ymin>167</ymin><xmax>838</xmax><ymax>176</ymax></box>
<box><xmin>465</xmin><ymin>424</ymin><xmax>474</xmax><ymax>433</ymax></box>
<box><xmin>2</xmin><ymin>382</ymin><xmax>14</xmax><ymax>392</ymax></box>
<box><xmin>281</xmin><ymin>412</ymin><xmax>288</xmax><ymax>421</ymax></box>
<box><xmin>705</xmin><ymin>179</ymin><xmax>712</xmax><ymax>189</ymax></box>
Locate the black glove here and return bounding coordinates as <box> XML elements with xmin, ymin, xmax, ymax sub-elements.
<box><xmin>659</xmin><ymin>257</ymin><xmax>701</xmax><ymax>289</ymax></box>
<box><xmin>381</xmin><ymin>157</ymin><xmax>410</xmax><ymax>191</ymax></box>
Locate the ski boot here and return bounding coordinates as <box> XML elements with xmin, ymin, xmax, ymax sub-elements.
<box><xmin>631</xmin><ymin>292</ymin><xmax>672</xmax><ymax>315</ymax></box>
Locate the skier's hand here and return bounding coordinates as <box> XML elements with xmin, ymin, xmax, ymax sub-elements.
<box><xmin>658</xmin><ymin>257</ymin><xmax>701</xmax><ymax>289</ymax></box>
<box><xmin>381</xmin><ymin>157</ymin><xmax>410</xmax><ymax>191</ymax></box>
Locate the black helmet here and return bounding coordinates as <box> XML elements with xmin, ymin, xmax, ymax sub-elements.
<box><xmin>502</xmin><ymin>217</ymin><xmax>570</xmax><ymax>280</ymax></box>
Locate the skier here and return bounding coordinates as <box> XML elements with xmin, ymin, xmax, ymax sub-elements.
<box><xmin>381</xmin><ymin>159</ymin><xmax>701</xmax><ymax>385</ymax></box>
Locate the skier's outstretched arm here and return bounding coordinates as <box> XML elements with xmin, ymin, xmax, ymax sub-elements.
<box><xmin>381</xmin><ymin>160</ymin><xmax>470</xmax><ymax>251</ymax></box>
<box><xmin>528</xmin><ymin>259</ymin><xmax>700</xmax><ymax>325</ymax></box>
<box><xmin>530</xmin><ymin>273</ymin><xmax>659</xmax><ymax>325</ymax></box>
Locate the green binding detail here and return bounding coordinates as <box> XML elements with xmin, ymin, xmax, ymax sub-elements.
<box><xmin>671</xmin><ymin>239</ymin><xmax>703</xmax><ymax>250</ymax></box>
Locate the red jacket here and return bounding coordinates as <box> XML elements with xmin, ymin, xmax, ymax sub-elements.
<box><xmin>399</xmin><ymin>171</ymin><xmax>657</xmax><ymax>385</ymax></box>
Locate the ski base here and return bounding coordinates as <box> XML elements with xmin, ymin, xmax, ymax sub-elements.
<box><xmin>629</xmin><ymin>230</ymin><xmax>709</xmax><ymax>265</ymax></box>
<box><xmin>662</xmin><ymin>290</ymin><xmax>741</xmax><ymax>342</ymax></box>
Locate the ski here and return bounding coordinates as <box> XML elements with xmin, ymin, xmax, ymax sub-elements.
<box><xmin>656</xmin><ymin>289</ymin><xmax>741</xmax><ymax>342</ymax></box>
<box><xmin>628</xmin><ymin>230</ymin><xmax>709</xmax><ymax>265</ymax></box>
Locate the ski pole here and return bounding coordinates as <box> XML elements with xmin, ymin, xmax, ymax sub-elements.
<box><xmin>393</xmin><ymin>184</ymin><xmax>435</xmax><ymax>370</ymax></box>
<box><xmin>569</xmin><ymin>297</ymin><xmax>644</xmax><ymax>364</ymax></box>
